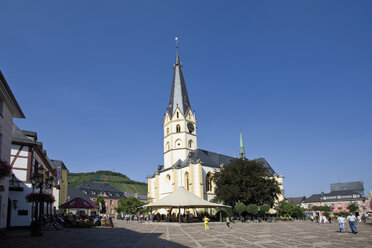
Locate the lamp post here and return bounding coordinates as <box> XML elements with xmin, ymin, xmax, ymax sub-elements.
<box><xmin>30</xmin><ymin>166</ymin><xmax>54</xmax><ymax>236</ymax></box>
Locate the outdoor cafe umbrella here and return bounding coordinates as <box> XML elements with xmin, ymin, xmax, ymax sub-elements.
<box><xmin>60</xmin><ymin>197</ymin><xmax>97</xmax><ymax>209</ymax></box>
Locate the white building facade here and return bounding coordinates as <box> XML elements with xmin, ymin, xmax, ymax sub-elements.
<box><xmin>0</xmin><ymin>71</ymin><xmax>25</xmax><ymax>233</ymax></box>
<box><xmin>9</xmin><ymin>125</ymin><xmax>55</xmax><ymax>227</ymax></box>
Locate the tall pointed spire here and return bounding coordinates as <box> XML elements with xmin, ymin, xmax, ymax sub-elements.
<box><xmin>240</xmin><ymin>132</ymin><xmax>246</xmax><ymax>159</ymax></box>
<box><xmin>167</xmin><ymin>37</ymin><xmax>191</xmax><ymax>118</ymax></box>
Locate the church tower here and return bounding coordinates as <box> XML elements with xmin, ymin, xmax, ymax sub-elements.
<box><xmin>163</xmin><ymin>45</ymin><xmax>197</xmax><ymax>169</ymax></box>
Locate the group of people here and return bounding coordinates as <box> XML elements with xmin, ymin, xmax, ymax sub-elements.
<box><xmin>55</xmin><ymin>212</ymin><xmax>112</xmax><ymax>228</ymax></box>
<box><xmin>311</xmin><ymin>212</ymin><xmax>368</xmax><ymax>234</ymax></box>
<box><xmin>337</xmin><ymin>213</ymin><xmax>359</xmax><ymax>234</ymax></box>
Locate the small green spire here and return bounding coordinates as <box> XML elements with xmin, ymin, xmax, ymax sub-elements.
<box><xmin>240</xmin><ymin>131</ymin><xmax>246</xmax><ymax>159</ymax></box>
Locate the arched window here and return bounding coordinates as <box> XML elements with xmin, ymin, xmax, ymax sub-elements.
<box><xmin>166</xmin><ymin>142</ymin><xmax>170</xmax><ymax>151</ymax></box>
<box><xmin>166</xmin><ymin>128</ymin><xmax>169</xmax><ymax>135</ymax></box>
<box><xmin>177</xmin><ymin>112</ymin><xmax>179</xmax><ymax>118</ymax></box>
<box><xmin>184</xmin><ymin>172</ymin><xmax>190</xmax><ymax>190</ymax></box>
<box><xmin>166</xmin><ymin>174</ymin><xmax>171</xmax><ymax>182</ymax></box>
<box><xmin>188</xmin><ymin>113</ymin><xmax>191</xmax><ymax>119</ymax></box>
<box><xmin>188</xmin><ymin>140</ymin><xmax>193</xmax><ymax>149</ymax></box>
<box><xmin>176</xmin><ymin>124</ymin><xmax>181</xmax><ymax>133</ymax></box>
<box><xmin>206</xmin><ymin>172</ymin><xmax>213</xmax><ymax>192</ymax></box>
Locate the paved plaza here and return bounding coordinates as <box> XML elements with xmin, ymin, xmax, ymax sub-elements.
<box><xmin>1</xmin><ymin>220</ymin><xmax>372</xmax><ymax>248</ymax></box>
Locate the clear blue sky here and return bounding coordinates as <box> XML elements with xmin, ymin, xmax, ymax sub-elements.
<box><xmin>1</xmin><ymin>1</ymin><xmax>371</xmax><ymax>197</ymax></box>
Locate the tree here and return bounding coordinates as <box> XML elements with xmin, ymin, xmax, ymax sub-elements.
<box><xmin>246</xmin><ymin>204</ymin><xmax>258</xmax><ymax>219</ymax></box>
<box><xmin>259</xmin><ymin>204</ymin><xmax>271</xmax><ymax>218</ymax></box>
<box><xmin>279</xmin><ymin>202</ymin><xmax>305</xmax><ymax>218</ymax></box>
<box><xmin>116</xmin><ymin>197</ymin><xmax>144</xmax><ymax>214</ymax></box>
<box><xmin>234</xmin><ymin>202</ymin><xmax>246</xmax><ymax>216</ymax></box>
<box><xmin>312</xmin><ymin>206</ymin><xmax>331</xmax><ymax>212</ymax></box>
<box><xmin>347</xmin><ymin>202</ymin><xmax>359</xmax><ymax>213</ymax></box>
<box><xmin>213</xmin><ymin>159</ymin><xmax>281</xmax><ymax>207</ymax></box>
<box><xmin>95</xmin><ymin>196</ymin><xmax>106</xmax><ymax>214</ymax></box>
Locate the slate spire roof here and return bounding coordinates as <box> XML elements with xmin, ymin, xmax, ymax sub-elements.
<box><xmin>167</xmin><ymin>47</ymin><xmax>191</xmax><ymax>118</ymax></box>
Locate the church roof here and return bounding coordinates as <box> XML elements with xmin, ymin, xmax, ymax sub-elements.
<box><xmin>166</xmin><ymin>49</ymin><xmax>191</xmax><ymax>118</ymax></box>
<box><xmin>159</xmin><ymin>148</ymin><xmax>276</xmax><ymax>176</ymax></box>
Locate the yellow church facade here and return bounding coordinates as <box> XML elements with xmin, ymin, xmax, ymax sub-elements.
<box><xmin>147</xmin><ymin>48</ymin><xmax>284</xmax><ymax>208</ymax></box>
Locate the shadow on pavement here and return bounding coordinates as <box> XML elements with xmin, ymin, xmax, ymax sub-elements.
<box><xmin>0</xmin><ymin>226</ymin><xmax>189</xmax><ymax>248</ymax></box>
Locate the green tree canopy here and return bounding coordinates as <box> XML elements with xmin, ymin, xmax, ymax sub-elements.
<box><xmin>213</xmin><ymin>159</ymin><xmax>281</xmax><ymax>207</ymax></box>
<box><xmin>259</xmin><ymin>204</ymin><xmax>271</xmax><ymax>215</ymax></box>
<box><xmin>234</xmin><ymin>202</ymin><xmax>246</xmax><ymax>215</ymax></box>
<box><xmin>312</xmin><ymin>206</ymin><xmax>331</xmax><ymax>212</ymax></box>
<box><xmin>246</xmin><ymin>204</ymin><xmax>258</xmax><ymax>216</ymax></box>
<box><xmin>116</xmin><ymin>197</ymin><xmax>144</xmax><ymax>214</ymax></box>
<box><xmin>347</xmin><ymin>202</ymin><xmax>359</xmax><ymax>213</ymax></box>
<box><xmin>278</xmin><ymin>202</ymin><xmax>305</xmax><ymax>218</ymax></box>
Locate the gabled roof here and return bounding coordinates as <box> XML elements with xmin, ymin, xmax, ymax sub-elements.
<box><xmin>303</xmin><ymin>194</ymin><xmax>322</xmax><ymax>203</ymax></box>
<box><xmin>124</xmin><ymin>192</ymin><xmax>147</xmax><ymax>201</ymax></box>
<box><xmin>166</xmin><ymin>50</ymin><xmax>191</xmax><ymax>118</ymax></box>
<box><xmin>51</xmin><ymin>159</ymin><xmax>68</xmax><ymax>171</ymax></box>
<box><xmin>330</xmin><ymin>181</ymin><xmax>364</xmax><ymax>194</ymax></box>
<box><xmin>286</xmin><ymin>196</ymin><xmax>305</xmax><ymax>205</ymax></box>
<box><xmin>0</xmin><ymin>71</ymin><xmax>25</xmax><ymax>118</ymax></box>
<box><xmin>67</xmin><ymin>187</ymin><xmax>94</xmax><ymax>203</ymax></box>
<box><xmin>12</xmin><ymin>124</ymin><xmax>36</xmax><ymax>145</ymax></box>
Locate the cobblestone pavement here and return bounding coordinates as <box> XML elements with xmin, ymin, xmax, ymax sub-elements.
<box><xmin>1</xmin><ymin>220</ymin><xmax>372</xmax><ymax>247</ymax></box>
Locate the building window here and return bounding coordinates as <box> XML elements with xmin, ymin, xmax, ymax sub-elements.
<box><xmin>110</xmin><ymin>209</ymin><xmax>113</xmax><ymax>214</ymax></box>
<box><xmin>110</xmin><ymin>200</ymin><xmax>113</xmax><ymax>205</ymax></box>
<box><xmin>338</xmin><ymin>203</ymin><xmax>342</xmax><ymax>208</ymax></box>
<box><xmin>176</xmin><ymin>124</ymin><xmax>181</xmax><ymax>133</ymax></box>
<box><xmin>166</xmin><ymin>128</ymin><xmax>169</xmax><ymax>135</ymax></box>
<box><xmin>177</xmin><ymin>112</ymin><xmax>179</xmax><ymax>118</ymax></box>
<box><xmin>175</xmin><ymin>139</ymin><xmax>181</xmax><ymax>148</ymax></box>
<box><xmin>166</xmin><ymin>142</ymin><xmax>170</xmax><ymax>151</ymax></box>
<box><xmin>184</xmin><ymin>172</ymin><xmax>190</xmax><ymax>190</ymax></box>
<box><xmin>206</xmin><ymin>172</ymin><xmax>213</xmax><ymax>192</ymax></box>
<box><xmin>188</xmin><ymin>140</ymin><xmax>193</xmax><ymax>149</ymax></box>
<box><xmin>189</xmin><ymin>113</ymin><xmax>191</xmax><ymax>119</ymax></box>
<box><xmin>166</xmin><ymin>174</ymin><xmax>171</xmax><ymax>182</ymax></box>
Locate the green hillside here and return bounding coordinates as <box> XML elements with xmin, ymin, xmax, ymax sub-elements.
<box><xmin>68</xmin><ymin>170</ymin><xmax>148</xmax><ymax>195</ymax></box>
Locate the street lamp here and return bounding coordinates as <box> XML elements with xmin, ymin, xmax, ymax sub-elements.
<box><xmin>30</xmin><ymin>166</ymin><xmax>54</xmax><ymax>236</ymax></box>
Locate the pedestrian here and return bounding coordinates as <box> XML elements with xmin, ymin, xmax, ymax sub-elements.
<box><xmin>226</xmin><ymin>217</ymin><xmax>231</xmax><ymax>229</ymax></box>
<box><xmin>346</xmin><ymin>212</ymin><xmax>358</xmax><ymax>234</ymax></box>
<box><xmin>310</xmin><ymin>216</ymin><xmax>313</xmax><ymax>222</ymax></box>
<box><xmin>203</xmin><ymin>216</ymin><xmax>210</xmax><ymax>231</ymax></box>
<box><xmin>328</xmin><ymin>216</ymin><xmax>332</xmax><ymax>224</ymax></box>
<box><xmin>337</xmin><ymin>215</ymin><xmax>345</xmax><ymax>233</ymax></box>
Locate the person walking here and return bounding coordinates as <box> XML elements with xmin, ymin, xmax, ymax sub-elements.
<box><xmin>203</xmin><ymin>216</ymin><xmax>210</xmax><ymax>231</ymax></box>
<box><xmin>337</xmin><ymin>215</ymin><xmax>345</xmax><ymax>233</ymax></box>
<box><xmin>346</xmin><ymin>212</ymin><xmax>358</xmax><ymax>234</ymax></box>
<box><xmin>226</xmin><ymin>217</ymin><xmax>231</xmax><ymax>229</ymax></box>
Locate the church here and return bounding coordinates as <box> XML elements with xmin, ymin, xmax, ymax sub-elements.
<box><xmin>147</xmin><ymin>47</ymin><xmax>284</xmax><ymax>205</ymax></box>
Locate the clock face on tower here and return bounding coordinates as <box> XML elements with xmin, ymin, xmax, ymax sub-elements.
<box><xmin>187</xmin><ymin>122</ymin><xmax>194</xmax><ymax>133</ymax></box>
